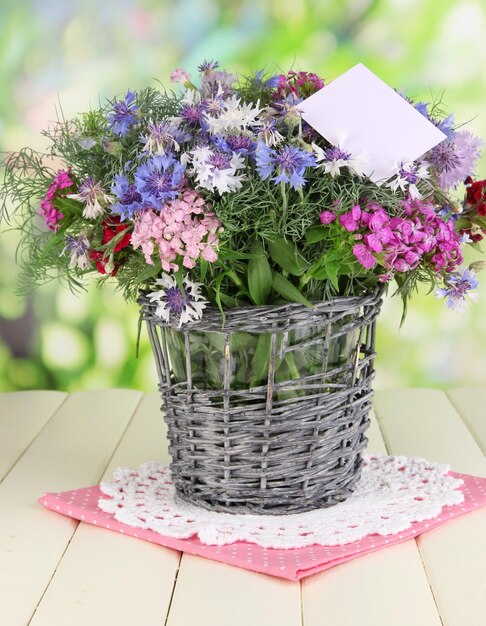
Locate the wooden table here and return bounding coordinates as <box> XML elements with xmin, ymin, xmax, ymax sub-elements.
<box><xmin>0</xmin><ymin>388</ymin><xmax>485</xmax><ymax>626</ymax></box>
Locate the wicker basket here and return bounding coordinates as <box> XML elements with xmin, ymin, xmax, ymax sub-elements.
<box><xmin>139</xmin><ymin>287</ymin><xmax>383</xmax><ymax>515</ymax></box>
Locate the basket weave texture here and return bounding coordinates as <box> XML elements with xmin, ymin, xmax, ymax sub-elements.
<box><xmin>140</xmin><ymin>288</ymin><xmax>383</xmax><ymax>515</ymax></box>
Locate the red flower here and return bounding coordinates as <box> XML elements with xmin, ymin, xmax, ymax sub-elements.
<box><xmin>89</xmin><ymin>216</ymin><xmax>132</xmax><ymax>275</ymax></box>
<box><xmin>460</xmin><ymin>228</ymin><xmax>485</xmax><ymax>243</ymax></box>
<box><xmin>101</xmin><ymin>216</ymin><xmax>132</xmax><ymax>251</ymax></box>
<box><xmin>465</xmin><ymin>177</ymin><xmax>486</xmax><ymax>210</ymax></box>
<box><xmin>89</xmin><ymin>250</ymin><xmax>120</xmax><ymax>276</ymax></box>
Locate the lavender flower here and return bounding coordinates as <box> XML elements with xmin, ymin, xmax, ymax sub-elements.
<box><xmin>257</xmin><ymin>117</ymin><xmax>284</xmax><ymax>147</ymax></box>
<box><xmin>110</xmin><ymin>174</ymin><xmax>144</xmax><ymax>220</ymax></box>
<box><xmin>256</xmin><ymin>142</ymin><xmax>316</xmax><ymax>190</ymax></box>
<box><xmin>67</xmin><ymin>177</ymin><xmax>112</xmax><ymax>219</ymax></box>
<box><xmin>63</xmin><ymin>234</ymin><xmax>90</xmax><ymax>270</ymax></box>
<box><xmin>427</xmin><ymin>131</ymin><xmax>483</xmax><ymax>189</ymax></box>
<box><xmin>387</xmin><ymin>161</ymin><xmax>429</xmax><ymax>199</ymax></box>
<box><xmin>140</xmin><ymin>121</ymin><xmax>187</xmax><ymax>156</ymax></box>
<box><xmin>435</xmin><ymin>268</ymin><xmax>479</xmax><ymax>311</ymax></box>
<box><xmin>134</xmin><ymin>155</ymin><xmax>186</xmax><ymax>210</ymax></box>
<box><xmin>313</xmin><ymin>140</ymin><xmax>368</xmax><ymax>178</ymax></box>
<box><xmin>147</xmin><ymin>274</ymin><xmax>207</xmax><ymax>326</ymax></box>
<box><xmin>107</xmin><ymin>91</ymin><xmax>140</xmax><ymax>137</ymax></box>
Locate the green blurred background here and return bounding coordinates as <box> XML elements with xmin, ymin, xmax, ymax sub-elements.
<box><xmin>1</xmin><ymin>0</ymin><xmax>485</xmax><ymax>392</ymax></box>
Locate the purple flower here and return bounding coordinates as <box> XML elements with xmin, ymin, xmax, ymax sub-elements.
<box><xmin>435</xmin><ymin>268</ymin><xmax>479</xmax><ymax>311</ymax></box>
<box><xmin>110</xmin><ymin>174</ymin><xmax>144</xmax><ymax>220</ymax></box>
<box><xmin>427</xmin><ymin>131</ymin><xmax>483</xmax><ymax>189</ymax></box>
<box><xmin>179</xmin><ymin>101</ymin><xmax>208</xmax><ymax>128</ymax></box>
<box><xmin>134</xmin><ymin>155</ymin><xmax>185</xmax><ymax>210</ymax></box>
<box><xmin>255</xmin><ymin>142</ymin><xmax>316</xmax><ymax>190</ymax></box>
<box><xmin>198</xmin><ymin>59</ymin><xmax>219</xmax><ymax>75</ymax></box>
<box><xmin>107</xmin><ymin>91</ymin><xmax>140</xmax><ymax>137</ymax></box>
<box><xmin>225</xmin><ymin>134</ymin><xmax>256</xmax><ymax>156</ymax></box>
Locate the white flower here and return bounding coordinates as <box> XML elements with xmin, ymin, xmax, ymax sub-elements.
<box><xmin>387</xmin><ymin>161</ymin><xmax>430</xmax><ymax>199</ymax></box>
<box><xmin>148</xmin><ymin>274</ymin><xmax>207</xmax><ymax>327</ymax></box>
<box><xmin>188</xmin><ymin>146</ymin><xmax>245</xmax><ymax>195</ymax></box>
<box><xmin>204</xmin><ymin>95</ymin><xmax>262</xmax><ymax>135</ymax></box>
<box><xmin>312</xmin><ymin>141</ymin><xmax>368</xmax><ymax>178</ymax></box>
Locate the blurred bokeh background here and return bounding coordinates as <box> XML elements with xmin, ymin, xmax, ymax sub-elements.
<box><xmin>1</xmin><ymin>0</ymin><xmax>485</xmax><ymax>392</ymax></box>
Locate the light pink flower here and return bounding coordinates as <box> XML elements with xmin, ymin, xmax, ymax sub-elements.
<box><xmin>170</xmin><ymin>68</ymin><xmax>191</xmax><ymax>85</ymax></box>
<box><xmin>132</xmin><ymin>189</ymin><xmax>221</xmax><ymax>272</ymax></box>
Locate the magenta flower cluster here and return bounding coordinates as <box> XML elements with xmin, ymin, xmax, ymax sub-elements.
<box><xmin>131</xmin><ymin>189</ymin><xmax>221</xmax><ymax>272</ymax></box>
<box><xmin>38</xmin><ymin>169</ymin><xmax>73</xmax><ymax>231</ymax></box>
<box><xmin>323</xmin><ymin>197</ymin><xmax>463</xmax><ymax>281</ymax></box>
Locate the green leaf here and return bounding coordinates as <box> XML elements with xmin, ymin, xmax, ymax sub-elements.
<box><xmin>250</xmin><ymin>333</ymin><xmax>272</xmax><ymax>387</ymax></box>
<box><xmin>324</xmin><ymin>259</ymin><xmax>340</xmax><ymax>291</ymax></box>
<box><xmin>267</xmin><ymin>236</ymin><xmax>306</xmax><ymax>275</ymax></box>
<box><xmin>305</xmin><ymin>226</ymin><xmax>328</xmax><ymax>244</ymax></box>
<box><xmin>272</xmin><ymin>271</ymin><xmax>313</xmax><ymax>307</ymax></box>
<box><xmin>247</xmin><ymin>240</ymin><xmax>272</xmax><ymax>305</ymax></box>
<box><xmin>53</xmin><ymin>196</ymin><xmax>84</xmax><ymax>215</ymax></box>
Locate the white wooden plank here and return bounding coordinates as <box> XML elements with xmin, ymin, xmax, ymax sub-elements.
<box><xmin>302</xmin><ymin>402</ymin><xmax>443</xmax><ymax>626</ymax></box>
<box><xmin>373</xmin><ymin>388</ymin><xmax>486</xmax><ymax>476</ymax></box>
<box><xmin>446</xmin><ymin>387</ymin><xmax>486</xmax><ymax>454</ymax></box>
<box><xmin>375</xmin><ymin>388</ymin><xmax>486</xmax><ymax>626</ymax></box>
<box><xmin>166</xmin><ymin>553</ymin><xmax>301</xmax><ymax>626</ymax></box>
<box><xmin>0</xmin><ymin>391</ymin><xmax>67</xmax><ymax>481</ymax></box>
<box><xmin>366</xmin><ymin>407</ymin><xmax>388</xmax><ymax>455</ymax></box>
<box><xmin>29</xmin><ymin>393</ymin><xmax>181</xmax><ymax>626</ymax></box>
<box><xmin>0</xmin><ymin>389</ymin><xmax>142</xmax><ymax>626</ymax></box>
<box><xmin>303</xmin><ymin>542</ymin><xmax>443</xmax><ymax>626</ymax></box>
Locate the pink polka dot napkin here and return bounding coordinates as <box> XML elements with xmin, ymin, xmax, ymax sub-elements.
<box><xmin>38</xmin><ymin>471</ymin><xmax>486</xmax><ymax>581</ymax></box>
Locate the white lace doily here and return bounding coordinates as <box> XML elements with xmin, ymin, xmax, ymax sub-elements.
<box><xmin>98</xmin><ymin>454</ymin><xmax>464</xmax><ymax>549</ymax></box>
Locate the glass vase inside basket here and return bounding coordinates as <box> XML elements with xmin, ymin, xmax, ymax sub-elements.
<box><xmin>163</xmin><ymin>315</ymin><xmax>360</xmax><ymax>394</ymax></box>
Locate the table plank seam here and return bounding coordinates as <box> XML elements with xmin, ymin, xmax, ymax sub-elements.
<box><xmin>413</xmin><ymin>542</ymin><xmax>446</xmax><ymax>626</ymax></box>
<box><xmin>164</xmin><ymin>552</ymin><xmax>183</xmax><ymax>626</ymax></box>
<box><xmin>444</xmin><ymin>391</ymin><xmax>486</xmax><ymax>455</ymax></box>
<box><xmin>26</xmin><ymin>392</ymin><xmax>145</xmax><ymax>625</ymax></box>
<box><xmin>26</xmin><ymin>519</ymin><xmax>81</xmax><ymax>626</ymax></box>
<box><xmin>0</xmin><ymin>393</ymin><xmax>69</xmax><ymax>487</ymax></box>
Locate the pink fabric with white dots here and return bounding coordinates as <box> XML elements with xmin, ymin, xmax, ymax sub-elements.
<box><xmin>38</xmin><ymin>471</ymin><xmax>486</xmax><ymax>580</ymax></box>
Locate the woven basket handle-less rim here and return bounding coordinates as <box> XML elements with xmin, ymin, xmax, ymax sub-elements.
<box><xmin>139</xmin><ymin>287</ymin><xmax>384</xmax><ymax>515</ymax></box>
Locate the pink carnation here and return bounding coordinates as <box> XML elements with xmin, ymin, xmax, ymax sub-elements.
<box><xmin>37</xmin><ymin>169</ymin><xmax>73</xmax><ymax>231</ymax></box>
<box><xmin>132</xmin><ymin>190</ymin><xmax>221</xmax><ymax>272</ymax></box>
<box><xmin>319</xmin><ymin>210</ymin><xmax>336</xmax><ymax>225</ymax></box>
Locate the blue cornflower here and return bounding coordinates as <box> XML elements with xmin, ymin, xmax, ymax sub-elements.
<box><xmin>110</xmin><ymin>174</ymin><xmax>144</xmax><ymax>220</ymax></box>
<box><xmin>435</xmin><ymin>268</ymin><xmax>479</xmax><ymax>311</ymax></box>
<box><xmin>107</xmin><ymin>91</ymin><xmax>140</xmax><ymax>137</ymax></box>
<box><xmin>134</xmin><ymin>155</ymin><xmax>185</xmax><ymax>210</ymax></box>
<box><xmin>436</xmin><ymin>113</ymin><xmax>455</xmax><ymax>138</ymax></box>
<box><xmin>212</xmin><ymin>134</ymin><xmax>256</xmax><ymax>157</ymax></box>
<box><xmin>253</xmin><ymin>69</ymin><xmax>280</xmax><ymax>89</ymax></box>
<box><xmin>255</xmin><ymin>142</ymin><xmax>316</xmax><ymax>190</ymax></box>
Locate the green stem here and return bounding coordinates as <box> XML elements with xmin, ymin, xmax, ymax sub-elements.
<box><xmin>280</xmin><ymin>181</ymin><xmax>288</xmax><ymax>229</ymax></box>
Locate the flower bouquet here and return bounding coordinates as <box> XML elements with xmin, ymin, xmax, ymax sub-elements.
<box><xmin>2</xmin><ymin>61</ymin><xmax>485</xmax><ymax>514</ymax></box>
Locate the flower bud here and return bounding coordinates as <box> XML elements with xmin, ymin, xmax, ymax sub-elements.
<box><xmin>469</xmin><ymin>260</ymin><xmax>486</xmax><ymax>272</ymax></box>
